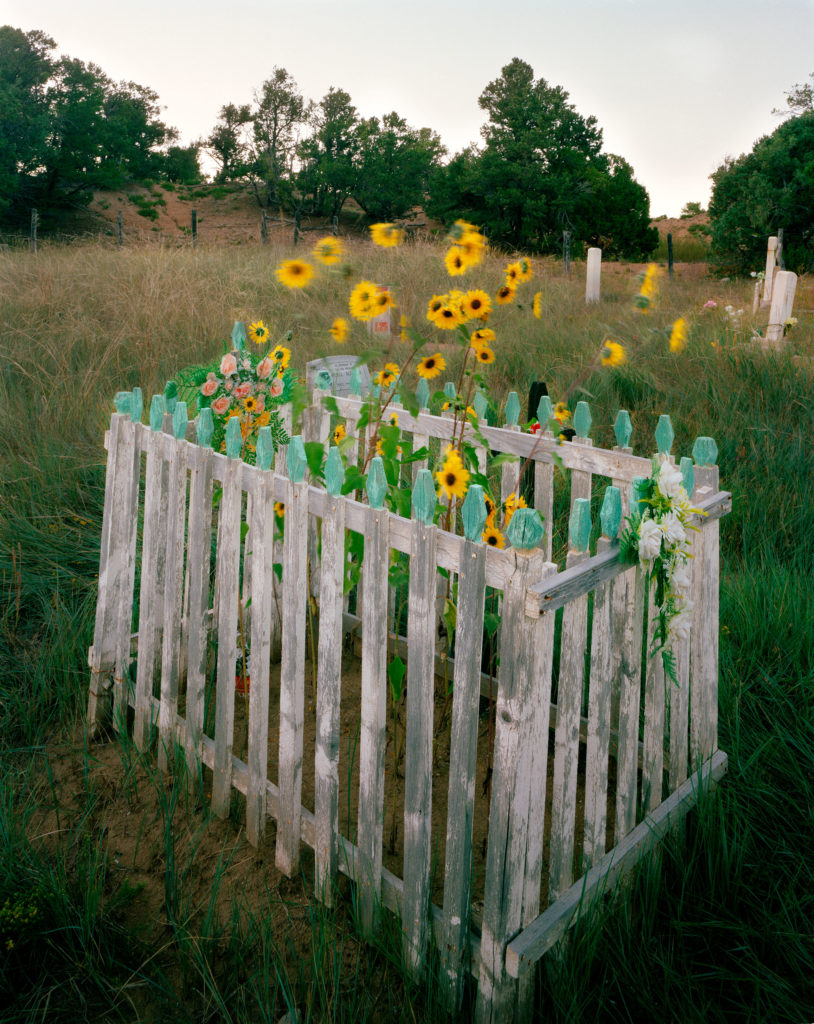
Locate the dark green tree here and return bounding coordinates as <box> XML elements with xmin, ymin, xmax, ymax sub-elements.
<box><xmin>248</xmin><ymin>68</ymin><xmax>310</xmax><ymax>210</ymax></box>
<box><xmin>708</xmin><ymin>111</ymin><xmax>814</xmax><ymax>274</ymax></box>
<box><xmin>296</xmin><ymin>87</ymin><xmax>360</xmax><ymax>217</ymax></box>
<box><xmin>205</xmin><ymin>102</ymin><xmax>252</xmax><ymax>182</ymax></box>
<box><xmin>427</xmin><ymin>58</ymin><xmax>655</xmax><ymax>258</ymax></box>
<box><xmin>162</xmin><ymin>144</ymin><xmax>202</xmax><ymax>184</ymax></box>
<box><xmin>353</xmin><ymin>113</ymin><xmax>444</xmax><ymax>221</ymax></box>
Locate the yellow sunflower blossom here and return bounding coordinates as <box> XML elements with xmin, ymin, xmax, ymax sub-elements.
<box><xmin>504</xmin><ymin>492</ymin><xmax>527</xmax><ymax>527</ymax></box>
<box><xmin>482</xmin><ymin>525</ymin><xmax>506</xmax><ymax>549</ymax></box>
<box><xmin>554</xmin><ymin>402</ymin><xmax>571</xmax><ymax>423</ymax></box>
<box><xmin>515</xmin><ymin>257</ymin><xmax>533</xmax><ymax>283</ymax></box>
<box><xmin>484</xmin><ymin>493</ymin><xmax>496</xmax><ymax>526</ymax></box>
<box><xmin>313</xmin><ymin>236</ymin><xmax>343</xmax><ymax>265</ymax></box>
<box><xmin>475</xmin><ymin>346</ymin><xmax>495</xmax><ymax>365</ymax></box>
<box><xmin>349</xmin><ymin>280</ymin><xmax>378</xmax><ymax>321</ymax></box>
<box><xmin>276</xmin><ymin>259</ymin><xmax>314</xmax><ymax>289</ymax></box>
<box><xmin>495</xmin><ymin>284</ymin><xmax>516</xmax><ymax>305</ymax></box>
<box><xmin>244</xmin><ymin>396</ymin><xmax>258</xmax><ymax>413</ymax></box>
<box><xmin>333</xmin><ymin>424</ymin><xmax>346</xmax><ymax>445</ymax></box>
<box><xmin>257</xmin><ymin>410</ymin><xmax>271</xmax><ymax>427</ymax></box>
<box><xmin>435</xmin><ymin>449</ymin><xmax>470</xmax><ymax>501</ymax></box>
<box><xmin>532</xmin><ymin>292</ymin><xmax>542</xmax><ymax>319</ymax></box>
<box><xmin>669</xmin><ymin>317</ymin><xmax>688</xmax><ymax>353</ymax></box>
<box><xmin>463</xmin><ymin>289</ymin><xmax>492</xmax><ymax>321</ymax></box>
<box><xmin>447</xmin><ymin>220</ymin><xmax>487</xmax><ymax>267</ymax></box>
<box><xmin>274</xmin><ymin>501</ymin><xmax>285</xmax><ymax>517</ymax></box>
<box><xmin>433</xmin><ymin>303</ymin><xmax>466</xmax><ymax>330</ymax></box>
<box><xmin>270</xmin><ymin>344</ymin><xmax>291</xmax><ymax>368</ymax></box>
<box><xmin>373</xmin><ymin>362</ymin><xmax>400</xmax><ymax>388</ymax></box>
<box><xmin>426</xmin><ymin>294</ymin><xmax>445</xmax><ymax>321</ymax></box>
<box><xmin>370</xmin><ymin>222</ymin><xmax>404</xmax><ymax>247</ymax></box>
<box><xmin>471</xmin><ymin>327</ymin><xmax>496</xmax><ymax>349</ymax></box>
<box><xmin>445</xmin><ymin>246</ymin><xmax>468</xmax><ymax>276</ymax></box>
<box><xmin>330</xmin><ymin>317</ymin><xmax>349</xmax><ymax>343</ymax></box>
<box><xmin>417</xmin><ymin>353</ymin><xmax>446</xmax><ymax>380</ymax></box>
<box><xmin>505</xmin><ymin>262</ymin><xmax>522</xmax><ymax>286</ymax></box>
<box><xmin>373</xmin><ymin>289</ymin><xmax>392</xmax><ymax>313</ymax></box>
<box><xmin>247</xmin><ymin>320</ymin><xmax>270</xmax><ymax>345</ymax></box>
<box><xmin>601</xmin><ymin>340</ymin><xmax>626</xmax><ymax>367</ymax></box>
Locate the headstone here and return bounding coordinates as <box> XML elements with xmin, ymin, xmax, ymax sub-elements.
<box><xmin>366</xmin><ymin>285</ymin><xmax>391</xmax><ymax>338</ymax></box>
<box><xmin>585</xmin><ymin>247</ymin><xmax>601</xmax><ymax>304</ymax></box>
<box><xmin>765</xmin><ymin>270</ymin><xmax>797</xmax><ymax>347</ymax></box>
<box><xmin>306</xmin><ymin>355</ymin><xmax>371</xmax><ymax>397</ymax></box>
<box><xmin>761</xmin><ymin>236</ymin><xmax>777</xmax><ymax>307</ymax></box>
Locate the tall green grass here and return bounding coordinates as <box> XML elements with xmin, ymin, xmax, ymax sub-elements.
<box><xmin>1</xmin><ymin>241</ymin><xmax>812</xmax><ymax>1021</ymax></box>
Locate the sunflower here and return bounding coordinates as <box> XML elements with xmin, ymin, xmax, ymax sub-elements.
<box><xmin>475</xmin><ymin>346</ymin><xmax>495</xmax><ymax>365</ymax></box>
<box><xmin>462</xmin><ymin>289</ymin><xmax>492</xmax><ymax>321</ymax></box>
<box><xmin>426</xmin><ymin>294</ymin><xmax>445</xmax><ymax>321</ymax></box>
<box><xmin>333</xmin><ymin>424</ymin><xmax>346</xmax><ymax>445</ymax></box>
<box><xmin>447</xmin><ymin>220</ymin><xmax>486</xmax><ymax>267</ymax></box>
<box><xmin>349</xmin><ymin>280</ymin><xmax>378</xmax><ymax>321</ymax></box>
<box><xmin>313</xmin><ymin>236</ymin><xmax>343</xmax><ymax>265</ymax></box>
<box><xmin>370</xmin><ymin>222</ymin><xmax>404</xmax><ymax>247</ymax></box>
<box><xmin>276</xmin><ymin>259</ymin><xmax>314</xmax><ymax>289</ymax></box>
<box><xmin>554</xmin><ymin>402</ymin><xmax>571</xmax><ymax>423</ymax></box>
<box><xmin>417</xmin><ymin>353</ymin><xmax>446</xmax><ymax>380</ymax></box>
<box><xmin>247</xmin><ymin>320</ymin><xmax>270</xmax><ymax>345</ymax></box>
<box><xmin>373</xmin><ymin>362</ymin><xmax>400</xmax><ymax>388</ymax></box>
<box><xmin>388</xmin><ymin>412</ymin><xmax>399</xmax><ymax>427</ymax></box>
<box><xmin>515</xmin><ymin>258</ymin><xmax>533</xmax><ymax>283</ymax></box>
<box><xmin>504</xmin><ymin>492</ymin><xmax>527</xmax><ymax>527</ymax></box>
<box><xmin>435</xmin><ymin>450</ymin><xmax>470</xmax><ymax>501</ymax></box>
<box><xmin>471</xmin><ymin>327</ymin><xmax>496</xmax><ymax>349</ymax></box>
<box><xmin>274</xmin><ymin>501</ymin><xmax>285</xmax><ymax>517</ymax></box>
<box><xmin>243</xmin><ymin>396</ymin><xmax>258</xmax><ymax>413</ymax></box>
<box><xmin>433</xmin><ymin>304</ymin><xmax>465</xmax><ymax>330</ymax></box>
<box><xmin>505</xmin><ymin>262</ymin><xmax>522</xmax><ymax>285</ymax></box>
<box><xmin>482</xmin><ymin>525</ymin><xmax>506</xmax><ymax>549</ymax></box>
<box><xmin>373</xmin><ymin>289</ymin><xmax>392</xmax><ymax>313</ymax></box>
<box><xmin>270</xmin><ymin>345</ymin><xmax>291</xmax><ymax>368</ymax></box>
<box><xmin>669</xmin><ymin>317</ymin><xmax>688</xmax><ymax>353</ymax></box>
<box><xmin>495</xmin><ymin>284</ymin><xmax>516</xmax><ymax>305</ymax></box>
<box><xmin>484</xmin><ymin>493</ymin><xmax>496</xmax><ymax>526</ymax></box>
<box><xmin>601</xmin><ymin>340</ymin><xmax>626</xmax><ymax>367</ymax></box>
<box><xmin>330</xmin><ymin>317</ymin><xmax>349</xmax><ymax>343</ymax></box>
<box><xmin>445</xmin><ymin>246</ymin><xmax>467</xmax><ymax>276</ymax></box>
<box><xmin>532</xmin><ymin>292</ymin><xmax>542</xmax><ymax>319</ymax></box>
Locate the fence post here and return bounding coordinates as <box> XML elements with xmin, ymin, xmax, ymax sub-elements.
<box><xmin>191</xmin><ymin>208</ymin><xmax>197</xmax><ymax>248</ymax></box>
<box><xmin>476</xmin><ymin>509</ymin><xmax>548</xmax><ymax>1023</ymax></box>
<box><xmin>30</xmin><ymin>208</ymin><xmax>38</xmax><ymax>253</ymax></box>
<box><xmin>117</xmin><ymin>210</ymin><xmax>123</xmax><ymax>248</ymax></box>
<box><xmin>562</xmin><ymin>230</ymin><xmax>571</xmax><ymax>273</ymax></box>
<box><xmin>261</xmin><ymin>209</ymin><xmax>268</xmax><ymax>244</ymax></box>
<box><xmin>667</xmin><ymin>233</ymin><xmax>674</xmax><ymax>278</ymax></box>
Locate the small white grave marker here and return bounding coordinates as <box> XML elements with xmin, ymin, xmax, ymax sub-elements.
<box><xmin>761</xmin><ymin>236</ymin><xmax>778</xmax><ymax>307</ymax></box>
<box><xmin>765</xmin><ymin>269</ymin><xmax>797</xmax><ymax>347</ymax></box>
<box><xmin>585</xmin><ymin>248</ymin><xmax>601</xmax><ymax>304</ymax></box>
<box><xmin>367</xmin><ymin>285</ymin><xmax>391</xmax><ymax>338</ymax></box>
<box><xmin>306</xmin><ymin>355</ymin><xmax>370</xmax><ymax>396</ymax></box>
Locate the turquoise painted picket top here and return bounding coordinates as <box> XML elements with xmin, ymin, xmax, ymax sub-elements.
<box><xmin>172</xmin><ymin>402</ymin><xmax>188</xmax><ymax>441</ymax></box>
<box><xmin>504</xmin><ymin>391</ymin><xmax>520</xmax><ymax>427</ymax></box>
<box><xmin>350</xmin><ymin>366</ymin><xmax>363</xmax><ymax>396</ymax></box>
<box><xmin>568</xmin><ymin>498</ymin><xmax>592</xmax><ymax>552</ymax></box>
<box><xmin>444</xmin><ymin>381</ymin><xmax>457</xmax><ymax>402</ymax></box>
<box><xmin>412</xmin><ymin>469</ymin><xmax>436</xmax><ymax>524</ymax></box>
<box><xmin>130</xmin><ymin>387</ymin><xmax>143</xmax><ymax>423</ymax></box>
<box><xmin>473</xmin><ymin>391</ymin><xmax>488</xmax><ymax>420</ymax></box>
<box><xmin>149</xmin><ymin>394</ymin><xmax>164</xmax><ymax>432</ymax></box>
<box><xmin>416</xmin><ymin>377</ymin><xmax>430</xmax><ymax>411</ymax></box>
<box><xmin>366</xmin><ymin>456</ymin><xmax>388</xmax><ymax>509</ymax></box>
<box><xmin>113</xmin><ymin>391</ymin><xmax>131</xmax><ymax>416</ymax></box>
<box><xmin>680</xmin><ymin>456</ymin><xmax>694</xmax><ymax>495</ymax></box>
<box><xmin>573</xmin><ymin>400</ymin><xmax>592</xmax><ymax>439</ymax></box>
<box><xmin>286</xmin><ymin>435</ymin><xmax>307</xmax><ymax>481</ymax></box>
<box><xmin>197</xmin><ymin>407</ymin><xmax>214</xmax><ymax>448</ymax></box>
<box><xmin>232</xmin><ymin>320</ymin><xmax>247</xmax><ymax>351</ymax></box>
<box><xmin>600</xmin><ymin>486</ymin><xmax>622</xmax><ymax>540</ymax></box>
<box><xmin>655</xmin><ymin>414</ymin><xmax>674</xmax><ymax>455</ymax></box>
<box><xmin>536</xmin><ymin>395</ymin><xmax>554</xmax><ymax>429</ymax></box>
<box><xmin>225</xmin><ymin>416</ymin><xmax>243</xmax><ymax>459</ymax></box>
<box><xmin>256</xmin><ymin>426</ymin><xmax>275</xmax><ymax>470</ymax></box>
<box><xmin>164</xmin><ymin>380</ymin><xmax>178</xmax><ymax>415</ymax></box>
<box><xmin>693</xmin><ymin>436</ymin><xmax>718</xmax><ymax>466</ymax></box>
<box><xmin>614</xmin><ymin>409</ymin><xmax>633</xmax><ymax>448</ymax></box>
<box><xmin>507</xmin><ymin>506</ymin><xmax>545</xmax><ymax>551</ymax></box>
<box><xmin>324</xmin><ymin>446</ymin><xmax>345</xmax><ymax>496</ymax></box>
<box><xmin>461</xmin><ymin>484</ymin><xmax>487</xmax><ymax>541</ymax></box>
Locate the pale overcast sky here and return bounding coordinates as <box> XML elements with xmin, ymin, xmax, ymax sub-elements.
<box><xmin>6</xmin><ymin>0</ymin><xmax>814</xmax><ymax>216</ymax></box>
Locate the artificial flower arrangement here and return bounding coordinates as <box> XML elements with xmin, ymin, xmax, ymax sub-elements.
<box><xmin>173</xmin><ymin>321</ymin><xmax>295</xmax><ymax>462</ymax></box>
<box><xmin>619</xmin><ymin>458</ymin><xmax>702</xmax><ymax>683</ymax></box>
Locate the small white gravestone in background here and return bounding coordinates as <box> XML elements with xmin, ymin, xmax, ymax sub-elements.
<box><xmin>585</xmin><ymin>247</ymin><xmax>601</xmax><ymax>304</ymax></box>
<box><xmin>761</xmin><ymin>236</ymin><xmax>778</xmax><ymax>308</ymax></box>
<box><xmin>366</xmin><ymin>285</ymin><xmax>391</xmax><ymax>338</ymax></box>
<box><xmin>306</xmin><ymin>355</ymin><xmax>370</xmax><ymax>396</ymax></box>
<box><xmin>765</xmin><ymin>270</ymin><xmax>797</xmax><ymax>348</ymax></box>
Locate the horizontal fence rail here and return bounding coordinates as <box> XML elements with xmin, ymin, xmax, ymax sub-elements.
<box><xmin>88</xmin><ymin>388</ymin><xmax>729</xmax><ymax>1021</ymax></box>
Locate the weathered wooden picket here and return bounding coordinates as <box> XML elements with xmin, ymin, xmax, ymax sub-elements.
<box><xmin>87</xmin><ymin>381</ymin><xmax>730</xmax><ymax>1021</ymax></box>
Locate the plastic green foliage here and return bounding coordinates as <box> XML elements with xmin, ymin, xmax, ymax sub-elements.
<box><xmin>388</xmin><ymin>656</ymin><xmax>406</xmax><ymax>702</ymax></box>
<box><xmin>350</xmin><ymin>366</ymin><xmax>363</xmax><ymax>395</ymax></box>
<box><xmin>569</xmin><ymin>498</ymin><xmax>592</xmax><ymax>552</ymax></box>
<box><xmin>172</xmin><ymin>401</ymin><xmax>188</xmax><ymax>440</ymax></box>
<box><xmin>537</xmin><ymin>395</ymin><xmax>554</xmax><ymax>428</ymax></box>
<box><xmin>412</xmin><ymin>469</ymin><xmax>436</xmax><ymax>524</ymax></box>
<box><xmin>655</xmin><ymin>414</ymin><xmax>674</xmax><ymax>454</ymax></box>
<box><xmin>473</xmin><ymin>391</ymin><xmax>488</xmax><ymax>420</ymax></box>
<box><xmin>113</xmin><ymin>391</ymin><xmax>131</xmax><ymax>416</ymax></box>
<box><xmin>286</xmin><ymin>435</ymin><xmax>307</xmax><ymax>481</ymax></box>
<box><xmin>149</xmin><ymin>394</ymin><xmax>164</xmax><ymax>432</ymax></box>
<box><xmin>444</xmin><ymin>381</ymin><xmax>457</xmax><ymax>401</ymax></box>
<box><xmin>632</xmin><ymin>476</ymin><xmax>650</xmax><ymax>513</ymax></box>
<box><xmin>225</xmin><ymin>416</ymin><xmax>243</xmax><ymax>459</ymax></box>
<box><xmin>130</xmin><ymin>387</ymin><xmax>143</xmax><ymax>423</ymax></box>
<box><xmin>600</xmin><ymin>486</ymin><xmax>622</xmax><ymax>539</ymax></box>
<box><xmin>461</xmin><ymin>484</ymin><xmax>487</xmax><ymax>541</ymax></box>
<box><xmin>163</xmin><ymin>380</ymin><xmax>178</xmax><ymax>414</ymax></box>
<box><xmin>573</xmin><ymin>401</ymin><xmax>592</xmax><ymax>438</ymax></box>
<box><xmin>366</xmin><ymin>457</ymin><xmax>388</xmax><ymax>509</ymax></box>
<box><xmin>614</xmin><ymin>409</ymin><xmax>632</xmax><ymax>448</ymax></box>
<box><xmin>692</xmin><ymin>436</ymin><xmax>718</xmax><ymax>466</ymax></box>
<box><xmin>680</xmin><ymin>456</ymin><xmax>694</xmax><ymax>495</ymax></box>
<box><xmin>232</xmin><ymin>320</ymin><xmax>246</xmax><ymax>351</ymax></box>
<box><xmin>256</xmin><ymin>426</ymin><xmax>275</xmax><ymax>470</ymax></box>
<box><xmin>197</xmin><ymin>407</ymin><xmax>214</xmax><ymax>448</ymax></box>
<box><xmin>505</xmin><ymin>391</ymin><xmax>520</xmax><ymax>426</ymax></box>
<box><xmin>416</xmin><ymin>377</ymin><xmax>430</xmax><ymax>410</ymax></box>
<box><xmin>507</xmin><ymin>507</ymin><xmax>545</xmax><ymax>551</ymax></box>
<box><xmin>325</xmin><ymin>446</ymin><xmax>345</xmax><ymax>496</ymax></box>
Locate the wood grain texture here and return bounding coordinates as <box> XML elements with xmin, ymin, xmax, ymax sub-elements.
<box><xmin>641</xmin><ymin>587</ymin><xmax>666</xmax><ymax>814</ymax></box>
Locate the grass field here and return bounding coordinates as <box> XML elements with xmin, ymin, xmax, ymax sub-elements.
<box><xmin>1</xmin><ymin>239</ymin><xmax>812</xmax><ymax>1022</ymax></box>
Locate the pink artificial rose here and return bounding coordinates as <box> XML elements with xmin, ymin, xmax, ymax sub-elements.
<box><xmin>257</xmin><ymin>357</ymin><xmax>273</xmax><ymax>379</ymax></box>
<box><xmin>220</xmin><ymin>353</ymin><xmax>237</xmax><ymax>376</ymax></box>
<box><xmin>270</xmin><ymin>377</ymin><xmax>284</xmax><ymax>398</ymax></box>
<box><xmin>212</xmin><ymin>396</ymin><xmax>230</xmax><ymax>416</ymax></box>
<box><xmin>224</xmin><ymin>379</ymin><xmax>233</xmax><ymax>391</ymax></box>
<box><xmin>201</xmin><ymin>378</ymin><xmax>218</xmax><ymax>397</ymax></box>
<box><xmin>234</xmin><ymin>382</ymin><xmax>251</xmax><ymax>399</ymax></box>
<box><xmin>254</xmin><ymin>395</ymin><xmax>265</xmax><ymax>413</ymax></box>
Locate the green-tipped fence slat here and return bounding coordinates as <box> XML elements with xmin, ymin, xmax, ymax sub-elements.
<box><xmin>655</xmin><ymin>414</ymin><xmax>674</xmax><ymax>455</ymax></box>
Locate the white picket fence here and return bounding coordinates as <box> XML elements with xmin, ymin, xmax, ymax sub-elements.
<box><xmin>87</xmin><ymin>385</ymin><xmax>730</xmax><ymax>1021</ymax></box>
